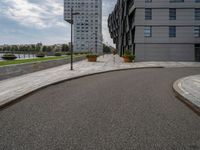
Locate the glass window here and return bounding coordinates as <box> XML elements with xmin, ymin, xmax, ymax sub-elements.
<box><xmin>145</xmin><ymin>8</ymin><xmax>152</xmax><ymax>20</ymax></box>
<box><xmin>195</xmin><ymin>9</ymin><xmax>200</xmax><ymax>20</ymax></box>
<box><xmin>145</xmin><ymin>0</ymin><xmax>152</xmax><ymax>2</ymax></box>
<box><xmin>169</xmin><ymin>26</ymin><xmax>176</xmax><ymax>37</ymax></box>
<box><xmin>169</xmin><ymin>8</ymin><xmax>176</xmax><ymax>20</ymax></box>
<box><xmin>144</xmin><ymin>26</ymin><xmax>152</xmax><ymax>37</ymax></box>
<box><xmin>169</xmin><ymin>0</ymin><xmax>184</xmax><ymax>2</ymax></box>
<box><xmin>194</xmin><ymin>26</ymin><xmax>200</xmax><ymax>37</ymax></box>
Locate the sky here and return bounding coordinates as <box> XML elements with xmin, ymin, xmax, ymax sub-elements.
<box><xmin>0</xmin><ymin>0</ymin><xmax>117</xmax><ymax>46</ymax></box>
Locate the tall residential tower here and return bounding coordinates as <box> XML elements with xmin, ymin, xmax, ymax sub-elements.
<box><xmin>64</xmin><ymin>0</ymin><xmax>103</xmax><ymax>53</ymax></box>
<box><xmin>108</xmin><ymin>0</ymin><xmax>200</xmax><ymax>61</ymax></box>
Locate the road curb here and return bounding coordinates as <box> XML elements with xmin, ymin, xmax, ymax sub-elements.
<box><xmin>0</xmin><ymin>66</ymin><xmax>164</xmax><ymax>110</ymax></box>
<box><xmin>173</xmin><ymin>78</ymin><xmax>200</xmax><ymax>116</ymax></box>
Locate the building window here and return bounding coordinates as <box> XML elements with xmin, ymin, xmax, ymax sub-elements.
<box><xmin>169</xmin><ymin>8</ymin><xmax>176</xmax><ymax>20</ymax></box>
<box><xmin>145</xmin><ymin>8</ymin><xmax>152</xmax><ymax>20</ymax></box>
<box><xmin>145</xmin><ymin>0</ymin><xmax>152</xmax><ymax>2</ymax></box>
<box><xmin>169</xmin><ymin>0</ymin><xmax>184</xmax><ymax>2</ymax></box>
<box><xmin>194</xmin><ymin>26</ymin><xmax>200</xmax><ymax>37</ymax></box>
<box><xmin>144</xmin><ymin>26</ymin><xmax>152</xmax><ymax>37</ymax></box>
<box><xmin>169</xmin><ymin>26</ymin><xmax>176</xmax><ymax>37</ymax></box>
<box><xmin>195</xmin><ymin>9</ymin><xmax>200</xmax><ymax>20</ymax></box>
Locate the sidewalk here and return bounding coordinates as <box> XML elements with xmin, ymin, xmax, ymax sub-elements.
<box><xmin>173</xmin><ymin>75</ymin><xmax>200</xmax><ymax>114</ymax></box>
<box><xmin>1</xmin><ymin>54</ymin><xmax>200</xmax><ymax>107</ymax></box>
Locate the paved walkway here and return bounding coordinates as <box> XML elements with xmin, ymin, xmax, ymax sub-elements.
<box><xmin>173</xmin><ymin>75</ymin><xmax>200</xmax><ymax>113</ymax></box>
<box><xmin>0</xmin><ymin>54</ymin><xmax>200</xmax><ymax>107</ymax></box>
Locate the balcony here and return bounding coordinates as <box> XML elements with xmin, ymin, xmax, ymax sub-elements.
<box><xmin>127</xmin><ymin>0</ymin><xmax>134</xmax><ymax>10</ymax></box>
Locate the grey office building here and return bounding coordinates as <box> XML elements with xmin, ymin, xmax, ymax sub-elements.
<box><xmin>64</xmin><ymin>0</ymin><xmax>103</xmax><ymax>53</ymax></box>
<box><xmin>108</xmin><ymin>0</ymin><xmax>200</xmax><ymax>61</ymax></box>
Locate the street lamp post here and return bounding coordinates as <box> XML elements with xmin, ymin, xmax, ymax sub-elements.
<box><xmin>69</xmin><ymin>7</ymin><xmax>80</xmax><ymax>70</ymax></box>
<box><xmin>70</xmin><ymin>8</ymin><xmax>73</xmax><ymax>70</ymax></box>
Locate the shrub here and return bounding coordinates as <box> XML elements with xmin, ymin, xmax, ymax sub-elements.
<box><xmin>54</xmin><ymin>52</ymin><xmax>62</xmax><ymax>56</ymax></box>
<box><xmin>66</xmin><ymin>52</ymin><xmax>71</xmax><ymax>55</ymax></box>
<box><xmin>86</xmin><ymin>54</ymin><xmax>99</xmax><ymax>58</ymax></box>
<box><xmin>123</xmin><ymin>50</ymin><xmax>135</xmax><ymax>60</ymax></box>
<box><xmin>1</xmin><ymin>53</ymin><xmax>17</xmax><ymax>60</ymax></box>
<box><xmin>124</xmin><ymin>50</ymin><xmax>131</xmax><ymax>56</ymax></box>
<box><xmin>81</xmin><ymin>51</ymin><xmax>90</xmax><ymax>55</ymax></box>
<box><xmin>74</xmin><ymin>52</ymin><xmax>80</xmax><ymax>55</ymax></box>
<box><xmin>127</xmin><ymin>55</ymin><xmax>135</xmax><ymax>60</ymax></box>
<box><xmin>36</xmin><ymin>52</ymin><xmax>45</xmax><ymax>58</ymax></box>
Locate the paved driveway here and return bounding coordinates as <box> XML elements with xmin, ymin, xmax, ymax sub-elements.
<box><xmin>0</xmin><ymin>68</ymin><xmax>200</xmax><ymax>150</ymax></box>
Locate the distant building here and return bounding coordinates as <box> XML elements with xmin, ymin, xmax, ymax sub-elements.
<box><xmin>64</xmin><ymin>0</ymin><xmax>103</xmax><ymax>53</ymax></box>
<box><xmin>108</xmin><ymin>0</ymin><xmax>200</xmax><ymax>61</ymax></box>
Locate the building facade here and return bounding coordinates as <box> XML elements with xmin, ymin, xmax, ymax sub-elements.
<box><xmin>64</xmin><ymin>0</ymin><xmax>103</xmax><ymax>53</ymax></box>
<box><xmin>108</xmin><ymin>0</ymin><xmax>200</xmax><ymax>61</ymax></box>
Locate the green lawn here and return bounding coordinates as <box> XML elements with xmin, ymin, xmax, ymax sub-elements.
<box><xmin>0</xmin><ymin>55</ymin><xmax>86</xmax><ymax>67</ymax></box>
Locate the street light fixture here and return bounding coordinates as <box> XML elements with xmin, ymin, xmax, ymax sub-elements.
<box><xmin>66</xmin><ymin>7</ymin><xmax>80</xmax><ymax>70</ymax></box>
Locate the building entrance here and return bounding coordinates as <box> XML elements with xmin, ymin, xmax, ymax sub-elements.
<box><xmin>195</xmin><ymin>44</ymin><xmax>200</xmax><ymax>62</ymax></box>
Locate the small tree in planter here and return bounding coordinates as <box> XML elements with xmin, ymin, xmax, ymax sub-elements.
<box><xmin>86</xmin><ymin>48</ymin><xmax>98</xmax><ymax>62</ymax></box>
<box><xmin>2</xmin><ymin>53</ymin><xmax>17</xmax><ymax>60</ymax></box>
<box><xmin>86</xmin><ymin>53</ymin><xmax>99</xmax><ymax>62</ymax></box>
<box><xmin>36</xmin><ymin>52</ymin><xmax>45</xmax><ymax>58</ymax></box>
<box><xmin>54</xmin><ymin>52</ymin><xmax>62</xmax><ymax>56</ymax></box>
<box><xmin>112</xmin><ymin>49</ymin><xmax>117</xmax><ymax>55</ymax></box>
<box><xmin>122</xmin><ymin>50</ymin><xmax>135</xmax><ymax>63</ymax></box>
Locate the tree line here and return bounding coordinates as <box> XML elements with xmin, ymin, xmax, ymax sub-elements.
<box><xmin>0</xmin><ymin>44</ymin><xmax>70</xmax><ymax>54</ymax></box>
<box><xmin>0</xmin><ymin>43</ymin><xmax>114</xmax><ymax>55</ymax></box>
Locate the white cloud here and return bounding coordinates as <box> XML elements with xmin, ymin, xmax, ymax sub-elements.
<box><xmin>1</xmin><ymin>0</ymin><xmax>64</xmax><ymax>29</ymax></box>
<box><xmin>0</xmin><ymin>0</ymin><xmax>116</xmax><ymax>46</ymax></box>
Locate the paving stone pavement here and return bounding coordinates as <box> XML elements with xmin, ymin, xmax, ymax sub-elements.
<box><xmin>173</xmin><ymin>75</ymin><xmax>200</xmax><ymax>113</ymax></box>
<box><xmin>0</xmin><ymin>54</ymin><xmax>200</xmax><ymax>108</ymax></box>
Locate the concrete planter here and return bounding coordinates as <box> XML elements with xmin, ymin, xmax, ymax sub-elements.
<box><xmin>2</xmin><ymin>54</ymin><xmax>17</xmax><ymax>60</ymax></box>
<box><xmin>123</xmin><ymin>56</ymin><xmax>133</xmax><ymax>63</ymax></box>
<box><xmin>36</xmin><ymin>53</ymin><xmax>45</xmax><ymax>58</ymax></box>
<box><xmin>87</xmin><ymin>55</ymin><xmax>98</xmax><ymax>62</ymax></box>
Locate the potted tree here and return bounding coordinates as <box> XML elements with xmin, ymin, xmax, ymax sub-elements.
<box><xmin>2</xmin><ymin>53</ymin><xmax>17</xmax><ymax>60</ymax></box>
<box><xmin>86</xmin><ymin>48</ymin><xmax>98</xmax><ymax>62</ymax></box>
<box><xmin>112</xmin><ymin>49</ymin><xmax>117</xmax><ymax>55</ymax></box>
<box><xmin>54</xmin><ymin>51</ymin><xmax>62</xmax><ymax>56</ymax></box>
<box><xmin>86</xmin><ymin>53</ymin><xmax>98</xmax><ymax>62</ymax></box>
<box><xmin>36</xmin><ymin>52</ymin><xmax>45</xmax><ymax>58</ymax></box>
<box><xmin>122</xmin><ymin>50</ymin><xmax>135</xmax><ymax>63</ymax></box>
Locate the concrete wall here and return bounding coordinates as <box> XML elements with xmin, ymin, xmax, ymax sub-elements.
<box><xmin>0</xmin><ymin>56</ymin><xmax>86</xmax><ymax>81</ymax></box>
<box><xmin>135</xmin><ymin>44</ymin><xmax>195</xmax><ymax>61</ymax></box>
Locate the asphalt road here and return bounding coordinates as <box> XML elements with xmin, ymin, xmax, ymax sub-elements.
<box><xmin>0</xmin><ymin>68</ymin><xmax>200</xmax><ymax>150</ymax></box>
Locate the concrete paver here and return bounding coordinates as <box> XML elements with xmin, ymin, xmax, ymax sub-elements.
<box><xmin>173</xmin><ymin>75</ymin><xmax>200</xmax><ymax>113</ymax></box>
<box><xmin>0</xmin><ymin>54</ymin><xmax>200</xmax><ymax>107</ymax></box>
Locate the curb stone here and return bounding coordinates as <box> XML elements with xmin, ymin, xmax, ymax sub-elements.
<box><xmin>173</xmin><ymin>78</ymin><xmax>200</xmax><ymax>116</ymax></box>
